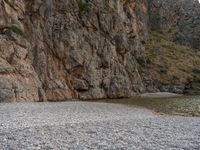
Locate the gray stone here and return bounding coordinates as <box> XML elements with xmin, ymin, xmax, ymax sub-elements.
<box><xmin>0</xmin><ymin>0</ymin><xmax>150</xmax><ymax>102</ymax></box>
<box><xmin>0</xmin><ymin>0</ymin><xmax>199</xmax><ymax>102</ymax></box>
<box><xmin>0</xmin><ymin>102</ymin><xmax>200</xmax><ymax>149</ymax></box>
<box><xmin>148</xmin><ymin>0</ymin><xmax>200</xmax><ymax>50</ymax></box>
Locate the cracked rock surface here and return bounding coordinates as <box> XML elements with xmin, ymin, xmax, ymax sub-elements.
<box><xmin>0</xmin><ymin>102</ymin><xmax>200</xmax><ymax>149</ymax></box>
<box><xmin>0</xmin><ymin>0</ymin><xmax>150</xmax><ymax>102</ymax></box>
<box><xmin>0</xmin><ymin>0</ymin><xmax>199</xmax><ymax>102</ymax></box>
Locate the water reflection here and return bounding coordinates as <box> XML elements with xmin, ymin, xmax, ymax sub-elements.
<box><xmin>97</xmin><ymin>95</ymin><xmax>200</xmax><ymax>117</ymax></box>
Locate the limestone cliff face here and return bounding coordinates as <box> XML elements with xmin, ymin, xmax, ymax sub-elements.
<box><xmin>0</xmin><ymin>0</ymin><xmax>199</xmax><ymax>102</ymax></box>
<box><xmin>148</xmin><ymin>0</ymin><xmax>200</xmax><ymax>50</ymax></box>
<box><xmin>0</xmin><ymin>0</ymin><xmax>149</xmax><ymax>102</ymax></box>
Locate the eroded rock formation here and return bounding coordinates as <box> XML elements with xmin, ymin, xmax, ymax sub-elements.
<box><xmin>148</xmin><ymin>0</ymin><xmax>200</xmax><ymax>50</ymax></box>
<box><xmin>0</xmin><ymin>0</ymin><xmax>150</xmax><ymax>102</ymax></box>
<box><xmin>147</xmin><ymin>0</ymin><xmax>200</xmax><ymax>94</ymax></box>
<box><xmin>0</xmin><ymin>0</ymin><xmax>199</xmax><ymax>102</ymax></box>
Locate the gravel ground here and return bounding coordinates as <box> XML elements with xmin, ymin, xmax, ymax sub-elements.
<box><xmin>0</xmin><ymin>102</ymin><xmax>200</xmax><ymax>150</ymax></box>
<box><xmin>140</xmin><ymin>92</ymin><xmax>182</xmax><ymax>98</ymax></box>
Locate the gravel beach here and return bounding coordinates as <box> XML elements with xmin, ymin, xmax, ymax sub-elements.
<box><xmin>140</xmin><ymin>92</ymin><xmax>182</xmax><ymax>98</ymax></box>
<box><xmin>0</xmin><ymin>102</ymin><xmax>200</xmax><ymax>150</ymax></box>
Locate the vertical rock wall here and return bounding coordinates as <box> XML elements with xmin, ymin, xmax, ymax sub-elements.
<box><xmin>0</xmin><ymin>0</ymin><xmax>149</xmax><ymax>102</ymax></box>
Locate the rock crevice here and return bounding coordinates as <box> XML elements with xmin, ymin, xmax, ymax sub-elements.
<box><xmin>0</xmin><ymin>0</ymin><xmax>149</xmax><ymax>102</ymax></box>
<box><xmin>0</xmin><ymin>0</ymin><xmax>199</xmax><ymax>102</ymax></box>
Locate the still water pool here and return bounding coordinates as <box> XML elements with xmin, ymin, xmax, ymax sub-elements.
<box><xmin>97</xmin><ymin>95</ymin><xmax>200</xmax><ymax>116</ymax></box>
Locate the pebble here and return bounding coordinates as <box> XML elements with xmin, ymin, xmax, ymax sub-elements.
<box><xmin>0</xmin><ymin>102</ymin><xmax>200</xmax><ymax>149</ymax></box>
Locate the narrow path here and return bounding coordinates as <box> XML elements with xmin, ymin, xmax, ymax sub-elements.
<box><xmin>0</xmin><ymin>102</ymin><xmax>200</xmax><ymax>149</ymax></box>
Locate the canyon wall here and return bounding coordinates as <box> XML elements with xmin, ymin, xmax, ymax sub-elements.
<box><xmin>147</xmin><ymin>0</ymin><xmax>200</xmax><ymax>94</ymax></box>
<box><xmin>0</xmin><ymin>0</ymin><xmax>150</xmax><ymax>102</ymax></box>
<box><xmin>0</xmin><ymin>0</ymin><xmax>199</xmax><ymax>102</ymax></box>
<box><xmin>148</xmin><ymin>0</ymin><xmax>200</xmax><ymax>50</ymax></box>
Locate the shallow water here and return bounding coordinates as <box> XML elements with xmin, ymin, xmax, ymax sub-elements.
<box><xmin>97</xmin><ymin>95</ymin><xmax>200</xmax><ymax>116</ymax></box>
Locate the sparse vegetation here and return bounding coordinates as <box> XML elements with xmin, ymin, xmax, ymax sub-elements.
<box><xmin>105</xmin><ymin>0</ymin><xmax>118</xmax><ymax>11</ymax></box>
<box><xmin>10</xmin><ymin>25</ymin><xmax>23</xmax><ymax>36</ymax></box>
<box><xmin>76</xmin><ymin>0</ymin><xmax>88</xmax><ymax>12</ymax></box>
<box><xmin>145</xmin><ymin>30</ymin><xmax>200</xmax><ymax>86</ymax></box>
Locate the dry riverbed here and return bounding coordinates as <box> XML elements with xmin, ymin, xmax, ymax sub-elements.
<box><xmin>0</xmin><ymin>101</ymin><xmax>200</xmax><ymax>149</ymax></box>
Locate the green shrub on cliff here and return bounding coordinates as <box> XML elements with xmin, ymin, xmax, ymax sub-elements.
<box><xmin>106</xmin><ymin>0</ymin><xmax>114</xmax><ymax>9</ymax></box>
<box><xmin>10</xmin><ymin>25</ymin><xmax>23</xmax><ymax>36</ymax></box>
<box><xmin>77</xmin><ymin>0</ymin><xmax>88</xmax><ymax>12</ymax></box>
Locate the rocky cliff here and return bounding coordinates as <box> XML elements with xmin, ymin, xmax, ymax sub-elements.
<box><xmin>147</xmin><ymin>0</ymin><xmax>200</xmax><ymax>94</ymax></box>
<box><xmin>148</xmin><ymin>0</ymin><xmax>200</xmax><ymax>50</ymax></box>
<box><xmin>0</xmin><ymin>0</ymin><xmax>199</xmax><ymax>102</ymax></box>
<box><xmin>0</xmin><ymin>0</ymin><xmax>150</xmax><ymax>102</ymax></box>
